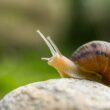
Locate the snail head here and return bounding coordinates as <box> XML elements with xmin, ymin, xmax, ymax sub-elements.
<box><xmin>37</xmin><ymin>30</ymin><xmax>76</xmax><ymax>77</ymax></box>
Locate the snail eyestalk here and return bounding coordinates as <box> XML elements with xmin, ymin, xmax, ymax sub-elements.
<box><xmin>37</xmin><ymin>30</ymin><xmax>62</xmax><ymax>61</ymax></box>
<box><xmin>47</xmin><ymin>36</ymin><xmax>61</xmax><ymax>54</ymax></box>
<box><xmin>37</xmin><ymin>30</ymin><xmax>56</xmax><ymax>56</ymax></box>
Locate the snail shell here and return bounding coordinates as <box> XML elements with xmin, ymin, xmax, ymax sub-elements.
<box><xmin>71</xmin><ymin>41</ymin><xmax>110</xmax><ymax>83</ymax></box>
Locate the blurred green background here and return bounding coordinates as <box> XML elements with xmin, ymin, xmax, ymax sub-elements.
<box><xmin>0</xmin><ymin>0</ymin><xmax>110</xmax><ymax>99</ymax></box>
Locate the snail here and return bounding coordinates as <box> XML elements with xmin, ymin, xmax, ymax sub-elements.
<box><xmin>37</xmin><ymin>30</ymin><xmax>110</xmax><ymax>84</ymax></box>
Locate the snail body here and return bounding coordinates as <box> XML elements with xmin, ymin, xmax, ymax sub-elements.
<box><xmin>37</xmin><ymin>30</ymin><xmax>110</xmax><ymax>84</ymax></box>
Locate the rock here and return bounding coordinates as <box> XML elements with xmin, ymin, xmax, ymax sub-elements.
<box><xmin>0</xmin><ymin>78</ymin><xmax>110</xmax><ymax>110</ymax></box>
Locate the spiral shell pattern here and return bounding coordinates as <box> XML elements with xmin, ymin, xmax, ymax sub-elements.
<box><xmin>71</xmin><ymin>41</ymin><xmax>110</xmax><ymax>83</ymax></box>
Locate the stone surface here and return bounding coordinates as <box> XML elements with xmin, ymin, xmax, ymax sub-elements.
<box><xmin>0</xmin><ymin>78</ymin><xmax>110</xmax><ymax>110</ymax></box>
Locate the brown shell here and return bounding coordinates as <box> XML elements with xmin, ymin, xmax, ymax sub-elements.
<box><xmin>71</xmin><ymin>41</ymin><xmax>110</xmax><ymax>83</ymax></box>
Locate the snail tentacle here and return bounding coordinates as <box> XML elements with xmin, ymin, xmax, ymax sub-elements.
<box><xmin>47</xmin><ymin>36</ymin><xmax>61</xmax><ymax>54</ymax></box>
<box><xmin>37</xmin><ymin>30</ymin><xmax>55</xmax><ymax>56</ymax></box>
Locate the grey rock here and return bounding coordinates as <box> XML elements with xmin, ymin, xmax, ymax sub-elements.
<box><xmin>0</xmin><ymin>78</ymin><xmax>110</xmax><ymax>110</ymax></box>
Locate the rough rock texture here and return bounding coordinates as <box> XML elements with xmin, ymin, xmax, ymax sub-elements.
<box><xmin>0</xmin><ymin>78</ymin><xmax>110</xmax><ymax>110</ymax></box>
